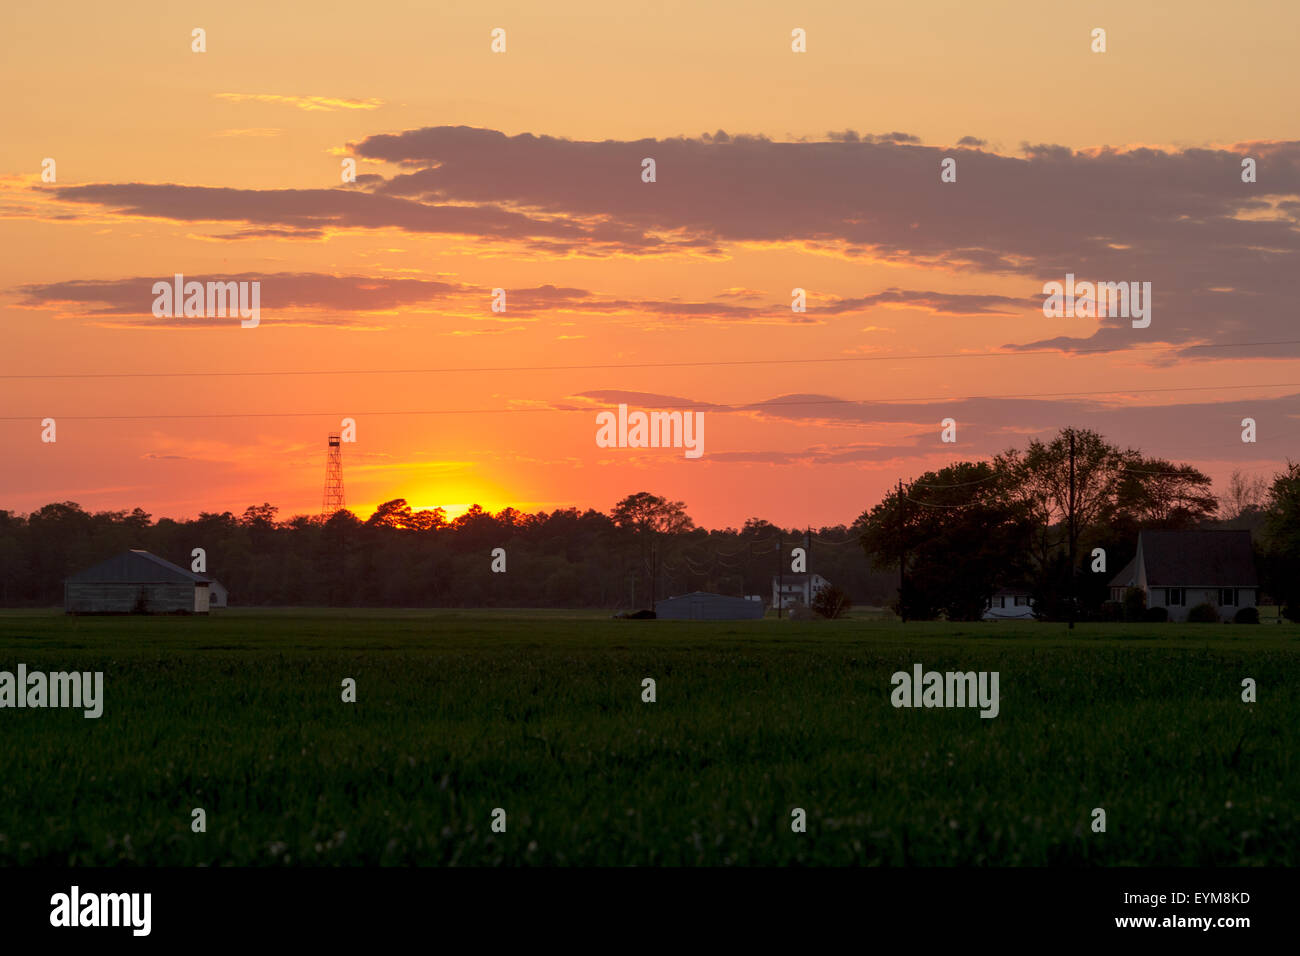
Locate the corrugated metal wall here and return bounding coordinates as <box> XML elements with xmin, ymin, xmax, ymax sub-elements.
<box><xmin>655</xmin><ymin>593</ymin><xmax>765</xmax><ymax>621</ymax></box>
<box><xmin>65</xmin><ymin>582</ymin><xmax>199</xmax><ymax>614</ymax></box>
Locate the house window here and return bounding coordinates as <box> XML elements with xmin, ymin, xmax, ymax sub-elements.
<box><xmin>1014</xmin><ymin>595</ymin><xmax>1028</xmax><ymax>606</ymax></box>
<box><xmin>1219</xmin><ymin>588</ymin><xmax>1236</xmax><ymax>606</ymax></box>
<box><xmin>1165</xmin><ymin>588</ymin><xmax>1185</xmax><ymax>606</ymax></box>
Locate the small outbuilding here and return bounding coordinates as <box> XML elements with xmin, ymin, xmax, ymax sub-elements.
<box><xmin>655</xmin><ymin>591</ymin><xmax>765</xmax><ymax>621</ymax></box>
<box><xmin>982</xmin><ymin>588</ymin><xmax>1035</xmax><ymax>621</ymax></box>
<box><xmin>64</xmin><ymin>550</ymin><xmax>225</xmax><ymax>615</ymax></box>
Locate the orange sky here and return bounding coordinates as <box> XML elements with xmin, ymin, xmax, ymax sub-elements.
<box><xmin>2</xmin><ymin>1</ymin><xmax>1299</xmax><ymax>527</ymax></box>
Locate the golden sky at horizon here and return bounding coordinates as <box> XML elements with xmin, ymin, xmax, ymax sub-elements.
<box><xmin>2</xmin><ymin>1</ymin><xmax>1299</xmax><ymax>526</ymax></box>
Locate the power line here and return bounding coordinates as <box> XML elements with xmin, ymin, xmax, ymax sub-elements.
<box><xmin>7</xmin><ymin>378</ymin><xmax>1300</xmax><ymax>422</ymax></box>
<box><xmin>911</xmin><ymin>462</ymin><xmax>1221</xmax><ymax>489</ymax></box>
<box><xmin>707</xmin><ymin>543</ymin><xmax>757</xmax><ymax>558</ymax></box>
<box><xmin>904</xmin><ymin>496</ymin><xmax>972</xmax><ymax>509</ymax></box>
<box><xmin>907</xmin><ymin>465</ymin><xmax>1224</xmax><ymax>502</ymax></box>
<box><xmin>1119</xmin><ymin>465</ymin><xmax>1220</xmax><ymax>476</ymax></box>
<box><xmin>807</xmin><ymin>535</ymin><xmax>858</xmax><ymax>547</ymax></box>
<box><xmin>4</xmin><ymin>337</ymin><xmax>1300</xmax><ymax>382</ymax></box>
<box><xmin>913</xmin><ymin>473</ymin><xmax>1001</xmax><ymax>488</ymax></box>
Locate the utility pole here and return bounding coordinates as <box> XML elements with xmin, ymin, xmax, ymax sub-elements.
<box><xmin>1068</xmin><ymin>428</ymin><xmax>1076</xmax><ymax>631</ymax></box>
<box><xmin>650</xmin><ymin>534</ymin><xmax>657</xmax><ymax>611</ymax></box>
<box><xmin>805</xmin><ymin>526</ymin><xmax>812</xmax><ymax>607</ymax></box>
<box><xmin>898</xmin><ymin>479</ymin><xmax>907</xmax><ymax>624</ymax></box>
<box><xmin>776</xmin><ymin>533</ymin><xmax>783</xmax><ymax>619</ymax></box>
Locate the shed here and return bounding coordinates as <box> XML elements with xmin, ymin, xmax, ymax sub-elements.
<box><xmin>654</xmin><ymin>591</ymin><xmax>765</xmax><ymax>621</ymax></box>
<box><xmin>982</xmin><ymin>588</ymin><xmax>1035</xmax><ymax>621</ymax></box>
<box><xmin>64</xmin><ymin>550</ymin><xmax>222</xmax><ymax>614</ymax></box>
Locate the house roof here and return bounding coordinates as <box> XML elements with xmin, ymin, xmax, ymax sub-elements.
<box><xmin>772</xmin><ymin>573</ymin><xmax>828</xmax><ymax>584</ymax></box>
<box><xmin>65</xmin><ymin>549</ymin><xmax>215</xmax><ymax>586</ymax></box>
<box><xmin>1109</xmin><ymin>555</ymin><xmax>1137</xmax><ymax>589</ymax></box>
<box><xmin>1138</xmin><ymin>530</ymin><xmax>1258</xmax><ymax>587</ymax></box>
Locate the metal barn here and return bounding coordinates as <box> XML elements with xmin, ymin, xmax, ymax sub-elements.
<box><xmin>64</xmin><ymin>550</ymin><xmax>222</xmax><ymax>614</ymax></box>
<box><xmin>654</xmin><ymin>591</ymin><xmax>765</xmax><ymax>621</ymax></box>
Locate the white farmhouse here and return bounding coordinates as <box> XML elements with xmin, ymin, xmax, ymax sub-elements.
<box><xmin>772</xmin><ymin>572</ymin><xmax>830</xmax><ymax>610</ymax></box>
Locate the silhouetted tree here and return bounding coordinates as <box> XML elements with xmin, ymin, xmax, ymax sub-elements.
<box><xmin>611</xmin><ymin>492</ymin><xmax>695</xmax><ymax>609</ymax></box>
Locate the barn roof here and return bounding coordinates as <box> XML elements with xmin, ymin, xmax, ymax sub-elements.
<box><xmin>65</xmin><ymin>549</ymin><xmax>212</xmax><ymax>585</ymax></box>
<box><xmin>1138</xmin><ymin>530</ymin><xmax>1258</xmax><ymax>587</ymax></box>
<box><xmin>658</xmin><ymin>591</ymin><xmax>750</xmax><ymax>602</ymax></box>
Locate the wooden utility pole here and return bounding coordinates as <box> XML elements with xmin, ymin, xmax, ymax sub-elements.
<box><xmin>898</xmin><ymin>479</ymin><xmax>907</xmax><ymax>624</ymax></box>
<box><xmin>1068</xmin><ymin>428</ymin><xmax>1076</xmax><ymax>631</ymax></box>
<box><xmin>805</xmin><ymin>526</ymin><xmax>812</xmax><ymax>607</ymax></box>
<box><xmin>776</xmin><ymin>533</ymin><xmax>783</xmax><ymax>619</ymax></box>
<box><xmin>650</xmin><ymin>535</ymin><xmax>657</xmax><ymax>611</ymax></box>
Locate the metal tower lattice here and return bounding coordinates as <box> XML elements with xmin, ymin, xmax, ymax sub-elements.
<box><xmin>322</xmin><ymin>432</ymin><xmax>346</xmax><ymax>517</ymax></box>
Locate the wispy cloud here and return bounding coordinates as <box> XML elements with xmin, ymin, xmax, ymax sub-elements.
<box><xmin>213</xmin><ymin>128</ymin><xmax>283</xmax><ymax>138</ymax></box>
<box><xmin>36</xmin><ymin>127</ymin><xmax>1300</xmax><ymax>356</ymax></box>
<box><xmin>11</xmin><ymin>273</ymin><xmax>467</xmax><ymax>328</ymax></box>
<box><xmin>214</xmin><ymin>93</ymin><xmax>384</xmax><ymax>112</ymax></box>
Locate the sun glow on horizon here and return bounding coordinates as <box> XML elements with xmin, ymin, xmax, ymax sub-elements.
<box><xmin>414</xmin><ymin>502</ymin><xmax>475</xmax><ymax>521</ymax></box>
<box><xmin>359</xmin><ymin>490</ymin><xmax>512</xmax><ymax>523</ymax></box>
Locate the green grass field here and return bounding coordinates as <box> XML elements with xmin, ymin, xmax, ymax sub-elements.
<box><xmin>0</xmin><ymin>609</ymin><xmax>1296</xmax><ymax>866</ymax></box>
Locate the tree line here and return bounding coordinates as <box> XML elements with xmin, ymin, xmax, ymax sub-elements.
<box><xmin>5</xmin><ymin>426</ymin><xmax>1300</xmax><ymax>616</ymax></box>
<box><xmin>855</xmin><ymin>427</ymin><xmax>1300</xmax><ymax>620</ymax></box>
<box><xmin>0</xmin><ymin>494</ymin><xmax>883</xmax><ymax>610</ymax></box>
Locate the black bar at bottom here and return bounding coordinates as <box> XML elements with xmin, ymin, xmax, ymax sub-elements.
<box><xmin>0</xmin><ymin>866</ymin><xmax>1288</xmax><ymax>942</ymax></box>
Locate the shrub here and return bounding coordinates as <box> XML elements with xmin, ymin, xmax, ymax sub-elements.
<box><xmin>1234</xmin><ymin>606</ymin><xmax>1259</xmax><ymax>624</ymax></box>
<box><xmin>1099</xmin><ymin>600</ymin><xmax>1123</xmax><ymax>622</ymax></box>
<box><xmin>1187</xmin><ymin>602</ymin><xmax>1220</xmax><ymax>623</ymax></box>
<box><xmin>812</xmin><ymin>585</ymin><xmax>852</xmax><ymax>620</ymax></box>
<box><xmin>1142</xmin><ymin>606</ymin><xmax>1168</xmax><ymax>623</ymax></box>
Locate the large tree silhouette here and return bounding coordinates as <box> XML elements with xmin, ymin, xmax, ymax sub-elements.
<box><xmin>611</xmin><ymin>492</ymin><xmax>695</xmax><ymax>609</ymax></box>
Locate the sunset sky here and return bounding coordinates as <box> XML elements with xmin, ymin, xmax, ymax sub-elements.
<box><xmin>2</xmin><ymin>0</ymin><xmax>1299</xmax><ymax>527</ymax></box>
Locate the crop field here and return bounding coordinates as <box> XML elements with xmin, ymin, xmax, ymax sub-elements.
<box><xmin>0</xmin><ymin>610</ymin><xmax>1296</xmax><ymax>866</ymax></box>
